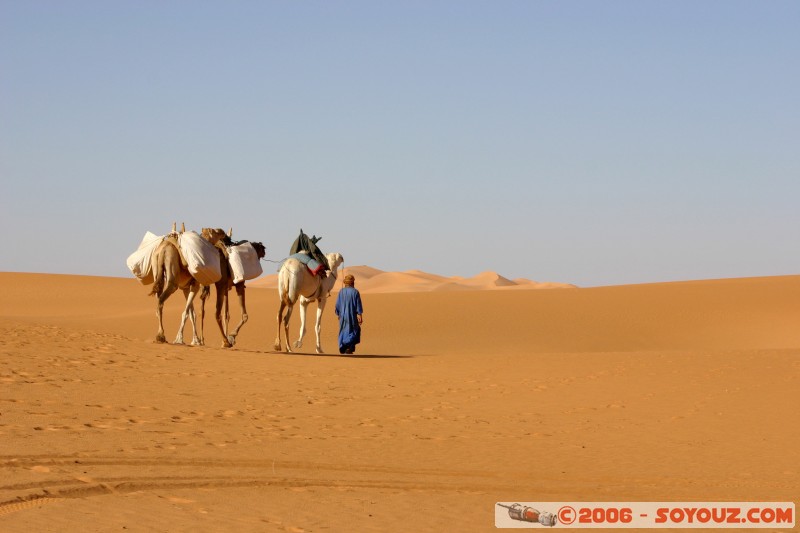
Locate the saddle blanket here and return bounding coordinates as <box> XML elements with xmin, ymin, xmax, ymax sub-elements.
<box><xmin>288</xmin><ymin>252</ymin><xmax>325</xmax><ymax>276</ymax></box>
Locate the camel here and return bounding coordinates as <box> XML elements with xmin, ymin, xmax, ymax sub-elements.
<box><xmin>274</xmin><ymin>252</ymin><xmax>344</xmax><ymax>354</ymax></box>
<box><xmin>198</xmin><ymin>229</ymin><xmax>266</xmax><ymax>348</ymax></box>
<box><xmin>149</xmin><ymin>224</ymin><xmax>226</xmax><ymax>345</ymax></box>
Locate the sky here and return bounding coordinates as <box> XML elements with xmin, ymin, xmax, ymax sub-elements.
<box><xmin>1</xmin><ymin>1</ymin><xmax>798</xmax><ymax>287</ymax></box>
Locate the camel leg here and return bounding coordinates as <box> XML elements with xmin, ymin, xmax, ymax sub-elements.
<box><xmin>215</xmin><ymin>282</ymin><xmax>232</xmax><ymax>348</ymax></box>
<box><xmin>195</xmin><ymin>284</ymin><xmax>206</xmax><ymax>346</ymax></box>
<box><xmin>283</xmin><ymin>303</ymin><xmax>295</xmax><ymax>353</ymax></box>
<box><xmin>294</xmin><ymin>299</ymin><xmax>310</xmax><ymax>350</ymax></box>
<box><xmin>175</xmin><ymin>287</ymin><xmax>198</xmax><ymax>345</ymax></box>
<box><xmin>174</xmin><ymin>288</ymin><xmax>188</xmax><ymax>345</ymax></box>
<box><xmin>274</xmin><ymin>301</ymin><xmax>286</xmax><ymax>351</ymax></box>
<box><xmin>199</xmin><ymin>285</ymin><xmax>209</xmax><ymax>345</ymax></box>
<box><xmin>227</xmin><ymin>283</ymin><xmax>247</xmax><ymax>346</ymax></box>
<box><xmin>314</xmin><ymin>299</ymin><xmax>326</xmax><ymax>354</ymax></box>
<box><xmin>188</xmin><ymin>285</ymin><xmax>203</xmax><ymax>346</ymax></box>
<box><xmin>189</xmin><ymin>304</ymin><xmax>200</xmax><ymax>345</ymax></box>
<box><xmin>156</xmin><ymin>298</ymin><xmax>168</xmax><ymax>344</ymax></box>
<box><xmin>155</xmin><ymin>280</ymin><xmax>178</xmax><ymax>344</ymax></box>
<box><xmin>224</xmin><ymin>288</ymin><xmax>231</xmax><ymax>336</ymax></box>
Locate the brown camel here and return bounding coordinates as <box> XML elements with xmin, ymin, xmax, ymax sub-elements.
<box><xmin>198</xmin><ymin>229</ymin><xmax>267</xmax><ymax>348</ymax></box>
<box><xmin>149</xmin><ymin>224</ymin><xmax>226</xmax><ymax>345</ymax></box>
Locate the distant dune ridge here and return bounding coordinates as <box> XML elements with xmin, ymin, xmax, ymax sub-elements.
<box><xmin>249</xmin><ymin>265</ymin><xmax>576</xmax><ymax>293</ymax></box>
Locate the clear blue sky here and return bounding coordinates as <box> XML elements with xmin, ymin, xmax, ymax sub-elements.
<box><xmin>2</xmin><ymin>1</ymin><xmax>798</xmax><ymax>287</ymax></box>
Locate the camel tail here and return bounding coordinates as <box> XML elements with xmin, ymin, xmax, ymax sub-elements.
<box><xmin>277</xmin><ymin>269</ymin><xmax>288</xmax><ymax>303</ymax></box>
<box><xmin>278</xmin><ymin>267</ymin><xmax>298</xmax><ymax>305</ymax></box>
<box><xmin>200</xmin><ymin>285</ymin><xmax>211</xmax><ymax>300</ymax></box>
<box><xmin>149</xmin><ymin>248</ymin><xmax>165</xmax><ymax>297</ymax></box>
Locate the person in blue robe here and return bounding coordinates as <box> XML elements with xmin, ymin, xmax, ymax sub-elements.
<box><xmin>335</xmin><ymin>274</ymin><xmax>363</xmax><ymax>354</ymax></box>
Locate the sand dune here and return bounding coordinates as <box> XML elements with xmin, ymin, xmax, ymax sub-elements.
<box><xmin>249</xmin><ymin>265</ymin><xmax>576</xmax><ymax>294</ymax></box>
<box><xmin>1</xmin><ymin>272</ymin><xmax>798</xmax><ymax>532</ymax></box>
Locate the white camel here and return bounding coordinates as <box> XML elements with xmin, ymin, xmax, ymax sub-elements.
<box><xmin>274</xmin><ymin>252</ymin><xmax>344</xmax><ymax>354</ymax></box>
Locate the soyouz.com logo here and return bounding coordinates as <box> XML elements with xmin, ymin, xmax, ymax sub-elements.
<box><xmin>495</xmin><ymin>502</ymin><xmax>795</xmax><ymax>528</ymax></box>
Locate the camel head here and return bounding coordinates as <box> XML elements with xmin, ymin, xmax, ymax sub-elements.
<box><xmin>201</xmin><ymin>227</ymin><xmax>227</xmax><ymax>245</ymax></box>
<box><xmin>326</xmin><ymin>252</ymin><xmax>344</xmax><ymax>273</ymax></box>
<box><xmin>251</xmin><ymin>242</ymin><xmax>266</xmax><ymax>259</ymax></box>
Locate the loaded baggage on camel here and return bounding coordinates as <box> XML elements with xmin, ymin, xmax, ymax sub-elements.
<box><xmin>227</xmin><ymin>241</ymin><xmax>264</xmax><ymax>284</ymax></box>
<box><xmin>288</xmin><ymin>229</ymin><xmax>329</xmax><ymax>276</ymax></box>
<box><xmin>177</xmin><ymin>231</ymin><xmax>223</xmax><ymax>286</ymax></box>
<box><xmin>126</xmin><ymin>231</ymin><xmax>164</xmax><ymax>285</ymax></box>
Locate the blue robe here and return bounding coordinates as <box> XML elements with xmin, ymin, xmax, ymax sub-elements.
<box><xmin>335</xmin><ymin>287</ymin><xmax>363</xmax><ymax>353</ymax></box>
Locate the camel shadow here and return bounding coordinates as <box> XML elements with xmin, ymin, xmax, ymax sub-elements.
<box><xmin>267</xmin><ymin>351</ymin><xmax>415</xmax><ymax>359</ymax></box>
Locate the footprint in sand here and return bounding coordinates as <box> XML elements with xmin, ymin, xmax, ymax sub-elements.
<box><xmin>166</xmin><ymin>496</ymin><xmax>195</xmax><ymax>504</ymax></box>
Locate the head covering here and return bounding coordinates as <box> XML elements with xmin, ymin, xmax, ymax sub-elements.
<box><xmin>343</xmin><ymin>274</ymin><xmax>355</xmax><ymax>286</ymax></box>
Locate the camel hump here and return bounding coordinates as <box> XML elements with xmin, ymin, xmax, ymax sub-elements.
<box><xmin>161</xmin><ymin>235</ymin><xmax>188</xmax><ymax>269</ymax></box>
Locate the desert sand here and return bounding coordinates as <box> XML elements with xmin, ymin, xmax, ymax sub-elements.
<box><xmin>1</xmin><ymin>271</ymin><xmax>798</xmax><ymax>532</ymax></box>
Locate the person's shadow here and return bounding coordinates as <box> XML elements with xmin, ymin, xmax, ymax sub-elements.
<box><xmin>273</xmin><ymin>351</ymin><xmax>415</xmax><ymax>359</ymax></box>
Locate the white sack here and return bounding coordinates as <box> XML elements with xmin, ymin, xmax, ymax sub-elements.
<box><xmin>126</xmin><ymin>231</ymin><xmax>164</xmax><ymax>285</ymax></box>
<box><xmin>177</xmin><ymin>231</ymin><xmax>222</xmax><ymax>285</ymax></box>
<box><xmin>228</xmin><ymin>242</ymin><xmax>263</xmax><ymax>284</ymax></box>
